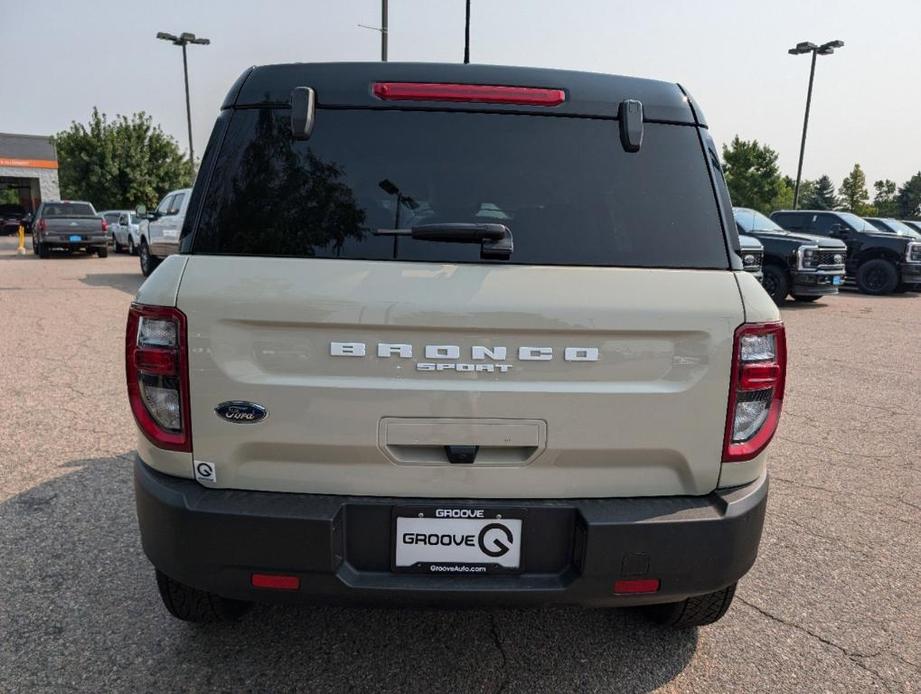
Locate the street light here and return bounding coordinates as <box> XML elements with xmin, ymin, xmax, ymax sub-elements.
<box><xmin>156</xmin><ymin>31</ymin><xmax>210</xmax><ymax>166</ymax></box>
<box><xmin>788</xmin><ymin>39</ymin><xmax>844</xmax><ymax>208</ymax></box>
<box><xmin>358</xmin><ymin>0</ymin><xmax>388</xmax><ymax>61</ymax></box>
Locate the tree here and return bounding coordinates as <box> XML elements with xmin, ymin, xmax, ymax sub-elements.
<box><xmin>53</xmin><ymin>108</ymin><xmax>193</xmax><ymax>210</ymax></box>
<box><xmin>721</xmin><ymin>136</ymin><xmax>785</xmax><ymax>214</ymax></box>
<box><xmin>896</xmin><ymin>172</ymin><xmax>921</xmax><ymax>218</ymax></box>
<box><xmin>838</xmin><ymin>164</ymin><xmax>872</xmax><ymax>215</ymax></box>
<box><xmin>801</xmin><ymin>175</ymin><xmax>838</xmax><ymax>210</ymax></box>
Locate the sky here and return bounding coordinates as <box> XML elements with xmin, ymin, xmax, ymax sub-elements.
<box><xmin>2</xmin><ymin>0</ymin><xmax>919</xmax><ymax>188</ymax></box>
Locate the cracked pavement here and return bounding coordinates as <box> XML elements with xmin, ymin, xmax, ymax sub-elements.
<box><xmin>0</xmin><ymin>235</ymin><xmax>918</xmax><ymax>692</ymax></box>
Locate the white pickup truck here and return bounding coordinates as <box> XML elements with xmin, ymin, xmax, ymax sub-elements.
<box><xmin>137</xmin><ymin>187</ymin><xmax>191</xmax><ymax>276</ymax></box>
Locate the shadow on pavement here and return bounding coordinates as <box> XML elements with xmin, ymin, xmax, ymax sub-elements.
<box><xmin>0</xmin><ymin>454</ymin><xmax>698</xmax><ymax>692</ymax></box>
<box><xmin>79</xmin><ymin>272</ymin><xmax>144</xmax><ymax>295</ymax></box>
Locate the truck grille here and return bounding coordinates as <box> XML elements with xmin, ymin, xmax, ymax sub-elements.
<box><xmin>815</xmin><ymin>250</ymin><xmax>845</xmax><ymax>268</ymax></box>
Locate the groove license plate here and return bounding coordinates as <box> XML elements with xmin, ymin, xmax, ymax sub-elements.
<box><xmin>393</xmin><ymin>509</ymin><xmax>523</xmax><ymax>574</ymax></box>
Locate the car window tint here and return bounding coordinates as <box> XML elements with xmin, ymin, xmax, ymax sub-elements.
<box><xmin>192</xmin><ymin>108</ymin><xmax>727</xmax><ymax>269</ymax></box>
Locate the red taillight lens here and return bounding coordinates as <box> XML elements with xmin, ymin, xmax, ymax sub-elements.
<box><xmin>38</xmin><ymin>218</ymin><xmax>46</xmax><ymax>232</ymax></box>
<box><xmin>125</xmin><ymin>303</ymin><xmax>191</xmax><ymax>452</ymax></box>
<box><xmin>372</xmin><ymin>82</ymin><xmax>566</xmax><ymax>106</ymax></box>
<box><xmin>723</xmin><ymin>322</ymin><xmax>786</xmax><ymax>462</ymax></box>
<box><xmin>613</xmin><ymin>578</ymin><xmax>661</xmax><ymax>594</ymax></box>
<box><xmin>251</xmin><ymin>573</ymin><xmax>300</xmax><ymax>591</ymax></box>
<box><xmin>101</xmin><ymin>219</ymin><xmax>108</xmax><ymax>232</ymax></box>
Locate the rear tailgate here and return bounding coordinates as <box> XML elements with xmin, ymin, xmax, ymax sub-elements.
<box><xmin>179</xmin><ymin>257</ymin><xmax>742</xmax><ymax>498</ymax></box>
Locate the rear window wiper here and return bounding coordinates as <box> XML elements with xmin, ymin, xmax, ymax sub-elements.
<box><xmin>375</xmin><ymin>223</ymin><xmax>513</xmax><ymax>260</ymax></box>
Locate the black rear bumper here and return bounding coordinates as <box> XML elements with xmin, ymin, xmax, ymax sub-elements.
<box><xmin>134</xmin><ymin>458</ymin><xmax>768</xmax><ymax>607</ymax></box>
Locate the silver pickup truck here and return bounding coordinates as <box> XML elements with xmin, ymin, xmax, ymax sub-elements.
<box><xmin>29</xmin><ymin>201</ymin><xmax>108</xmax><ymax>258</ymax></box>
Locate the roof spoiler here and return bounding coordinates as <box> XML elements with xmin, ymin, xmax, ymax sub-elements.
<box><xmin>290</xmin><ymin>87</ymin><xmax>316</xmax><ymax>139</ymax></box>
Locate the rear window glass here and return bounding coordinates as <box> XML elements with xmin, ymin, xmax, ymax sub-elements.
<box><xmin>191</xmin><ymin>109</ymin><xmax>727</xmax><ymax>268</ymax></box>
<box><xmin>43</xmin><ymin>203</ymin><xmax>95</xmax><ymax>217</ymax></box>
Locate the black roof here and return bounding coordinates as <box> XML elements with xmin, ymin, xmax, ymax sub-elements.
<box><xmin>0</xmin><ymin>133</ymin><xmax>57</xmax><ymax>161</ymax></box>
<box><xmin>222</xmin><ymin>62</ymin><xmax>704</xmax><ymax>125</ymax></box>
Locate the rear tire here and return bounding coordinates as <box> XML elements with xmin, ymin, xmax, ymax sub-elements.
<box><xmin>856</xmin><ymin>259</ymin><xmax>899</xmax><ymax>295</ymax></box>
<box><xmin>791</xmin><ymin>294</ymin><xmax>821</xmax><ymax>302</ymax></box>
<box><xmin>128</xmin><ymin>237</ymin><xmax>136</xmax><ymax>255</ymax></box>
<box><xmin>761</xmin><ymin>264</ymin><xmax>789</xmax><ymax>305</ymax></box>
<box><xmin>643</xmin><ymin>583</ymin><xmax>737</xmax><ymax>628</ymax></box>
<box><xmin>96</xmin><ymin>245</ymin><xmax>108</xmax><ymax>258</ymax></box>
<box><xmin>139</xmin><ymin>240</ymin><xmax>160</xmax><ymax>276</ymax></box>
<box><xmin>155</xmin><ymin>570</ymin><xmax>251</xmax><ymax>623</ymax></box>
<box><xmin>38</xmin><ymin>242</ymin><xmax>50</xmax><ymax>259</ymax></box>
<box><xmin>32</xmin><ymin>234</ymin><xmax>38</xmax><ymax>255</ymax></box>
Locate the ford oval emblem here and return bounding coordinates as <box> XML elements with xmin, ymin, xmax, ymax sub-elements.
<box><xmin>215</xmin><ymin>401</ymin><xmax>268</xmax><ymax>424</ymax></box>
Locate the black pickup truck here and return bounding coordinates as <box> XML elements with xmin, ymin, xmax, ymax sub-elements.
<box><xmin>771</xmin><ymin>210</ymin><xmax>921</xmax><ymax>294</ymax></box>
<box><xmin>734</xmin><ymin>207</ymin><xmax>846</xmax><ymax>303</ymax></box>
<box><xmin>738</xmin><ymin>233</ymin><xmax>764</xmax><ymax>282</ymax></box>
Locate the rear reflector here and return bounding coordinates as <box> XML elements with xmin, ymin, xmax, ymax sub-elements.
<box><xmin>613</xmin><ymin>578</ymin><xmax>661</xmax><ymax>594</ymax></box>
<box><xmin>372</xmin><ymin>82</ymin><xmax>565</xmax><ymax>106</ymax></box>
<box><xmin>251</xmin><ymin>573</ymin><xmax>300</xmax><ymax>590</ymax></box>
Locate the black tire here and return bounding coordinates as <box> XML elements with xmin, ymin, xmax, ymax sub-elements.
<box><xmin>155</xmin><ymin>570</ymin><xmax>251</xmax><ymax>623</ymax></box>
<box><xmin>32</xmin><ymin>234</ymin><xmax>38</xmax><ymax>255</ymax></box>
<box><xmin>113</xmin><ymin>237</ymin><xmax>123</xmax><ymax>253</ymax></box>
<box><xmin>139</xmin><ymin>240</ymin><xmax>160</xmax><ymax>277</ymax></box>
<box><xmin>38</xmin><ymin>242</ymin><xmax>50</xmax><ymax>259</ymax></box>
<box><xmin>856</xmin><ymin>259</ymin><xmax>899</xmax><ymax>295</ymax></box>
<box><xmin>643</xmin><ymin>583</ymin><xmax>737</xmax><ymax>628</ymax></box>
<box><xmin>128</xmin><ymin>237</ymin><xmax>136</xmax><ymax>255</ymax></box>
<box><xmin>96</xmin><ymin>245</ymin><xmax>108</xmax><ymax>258</ymax></box>
<box><xmin>761</xmin><ymin>264</ymin><xmax>789</xmax><ymax>305</ymax></box>
<box><xmin>791</xmin><ymin>294</ymin><xmax>821</xmax><ymax>302</ymax></box>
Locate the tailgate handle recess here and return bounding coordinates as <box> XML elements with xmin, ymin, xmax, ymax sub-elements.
<box><xmin>445</xmin><ymin>445</ymin><xmax>479</xmax><ymax>464</ymax></box>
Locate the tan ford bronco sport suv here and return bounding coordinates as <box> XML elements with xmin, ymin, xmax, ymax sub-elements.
<box><xmin>127</xmin><ymin>63</ymin><xmax>784</xmax><ymax>627</ymax></box>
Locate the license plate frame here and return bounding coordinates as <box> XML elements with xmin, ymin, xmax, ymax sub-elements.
<box><xmin>391</xmin><ymin>506</ymin><xmax>526</xmax><ymax>575</ymax></box>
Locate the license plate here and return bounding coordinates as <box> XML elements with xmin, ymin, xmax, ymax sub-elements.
<box><xmin>393</xmin><ymin>509</ymin><xmax>524</xmax><ymax>574</ymax></box>
<box><xmin>833</xmin><ymin>275</ymin><xmax>843</xmax><ymax>286</ymax></box>
<box><xmin>68</xmin><ymin>234</ymin><xmax>82</xmax><ymax>241</ymax></box>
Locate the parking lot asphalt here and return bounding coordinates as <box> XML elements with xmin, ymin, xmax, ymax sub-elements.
<box><xmin>0</xmin><ymin>234</ymin><xmax>918</xmax><ymax>693</ymax></box>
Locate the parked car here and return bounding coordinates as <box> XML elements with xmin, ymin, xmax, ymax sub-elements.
<box><xmin>0</xmin><ymin>203</ymin><xmax>27</xmax><ymax>235</ymax></box>
<box><xmin>29</xmin><ymin>200</ymin><xmax>108</xmax><ymax>258</ymax></box>
<box><xmin>738</xmin><ymin>233</ymin><xmax>764</xmax><ymax>282</ymax></box>
<box><xmin>137</xmin><ymin>188</ymin><xmax>191</xmax><ymax>276</ymax></box>
<box><xmin>771</xmin><ymin>210</ymin><xmax>921</xmax><ymax>294</ymax></box>
<box><xmin>129</xmin><ymin>62</ymin><xmax>782</xmax><ymax>627</ymax></box>
<box><xmin>734</xmin><ymin>207</ymin><xmax>846</xmax><ymax>303</ymax></box>
<box><xmin>110</xmin><ymin>210</ymin><xmax>142</xmax><ymax>254</ymax></box>
<box><xmin>866</xmin><ymin>217</ymin><xmax>921</xmax><ymax>239</ymax></box>
<box><xmin>98</xmin><ymin>210</ymin><xmax>123</xmax><ymax>247</ymax></box>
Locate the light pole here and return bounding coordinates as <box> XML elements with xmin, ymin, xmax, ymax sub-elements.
<box><xmin>156</xmin><ymin>31</ymin><xmax>210</xmax><ymax>166</ymax></box>
<box><xmin>464</xmin><ymin>0</ymin><xmax>471</xmax><ymax>64</ymax></box>
<box><xmin>358</xmin><ymin>0</ymin><xmax>388</xmax><ymax>61</ymax></box>
<box><xmin>788</xmin><ymin>39</ymin><xmax>843</xmax><ymax>209</ymax></box>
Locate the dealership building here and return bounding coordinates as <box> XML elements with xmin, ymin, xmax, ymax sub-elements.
<box><xmin>0</xmin><ymin>133</ymin><xmax>61</xmax><ymax>212</ymax></box>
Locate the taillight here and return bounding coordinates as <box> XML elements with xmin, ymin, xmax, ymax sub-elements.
<box><xmin>723</xmin><ymin>322</ymin><xmax>786</xmax><ymax>462</ymax></box>
<box><xmin>125</xmin><ymin>304</ymin><xmax>191</xmax><ymax>452</ymax></box>
<box><xmin>101</xmin><ymin>219</ymin><xmax>108</xmax><ymax>232</ymax></box>
<box><xmin>372</xmin><ymin>82</ymin><xmax>566</xmax><ymax>106</ymax></box>
<box><xmin>38</xmin><ymin>218</ymin><xmax>46</xmax><ymax>232</ymax></box>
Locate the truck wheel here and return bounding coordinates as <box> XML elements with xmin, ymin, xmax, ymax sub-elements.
<box><xmin>38</xmin><ymin>242</ymin><xmax>50</xmax><ymax>259</ymax></box>
<box><xmin>128</xmin><ymin>237</ymin><xmax>136</xmax><ymax>255</ymax></box>
<box><xmin>643</xmin><ymin>583</ymin><xmax>736</xmax><ymax>628</ymax></box>
<box><xmin>791</xmin><ymin>295</ymin><xmax>821</xmax><ymax>302</ymax></box>
<box><xmin>155</xmin><ymin>570</ymin><xmax>251</xmax><ymax>623</ymax></box>
<box><xmin>139</xmin><ymin>240</ymin><xmax>160</xmax><ymax>276</ymax></box>
<box><xmin>32</xmin><ymin>234</ymin><xmax>38</xmax><ymax>255</ymax></box>
<box><xmin>96</xmin><ymin>245</ymin><xmax>108</xmax><ymax>258</ymax></box>
<box><xmin>761</xmin><ymin>265</ymin><xmax>789</xmax><ymax>305</ymax></box>
<box><xmin>856</xmin><ymin>259</ymin><xmax>898</xmax><ymax>295</ymax></box>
